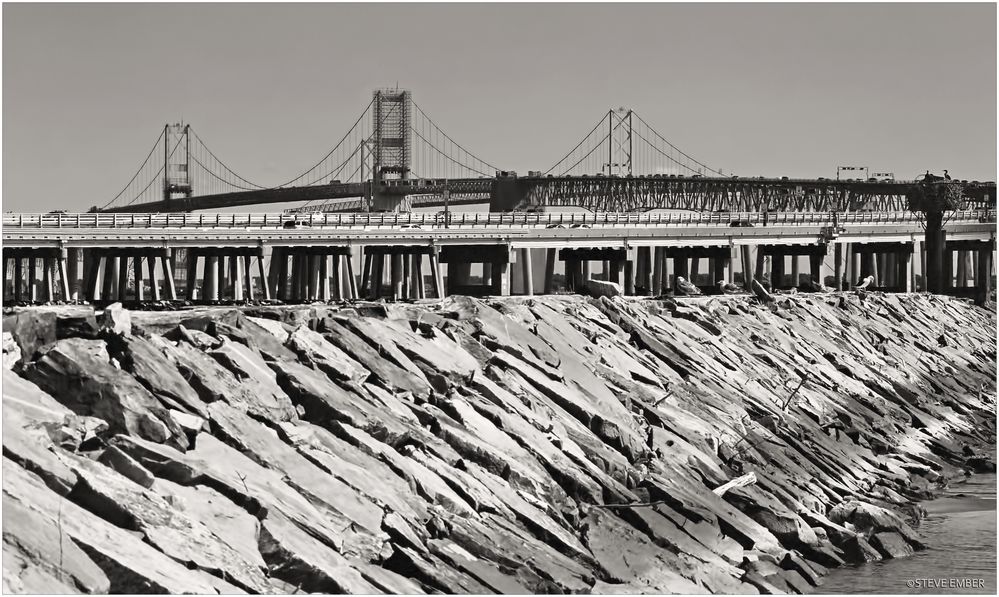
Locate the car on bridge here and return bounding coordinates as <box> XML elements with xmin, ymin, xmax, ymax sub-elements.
<box><xmin>282</xmin><ymin>219</ymin><xmax>311</xmax><ymax>229</ymax></box>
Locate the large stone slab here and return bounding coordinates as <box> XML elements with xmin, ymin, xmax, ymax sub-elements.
<box><xmin>3</xmin><ymin>458</ymin><xmax>242</xmax><ymax>594</ymax></box>
<box><xmin>21</xmin><ymin>338</ymin><xmax>186</xmax><ymax>450</ymax></box>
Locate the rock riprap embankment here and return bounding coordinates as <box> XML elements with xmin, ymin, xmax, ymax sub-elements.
<box><xmin>2</xmin><ymin>293</ymin><xmax>995</xmax><ymax>594</ymax></box>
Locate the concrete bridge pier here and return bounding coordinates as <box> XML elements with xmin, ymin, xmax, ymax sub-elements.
<box><xmin>558</xmin><ymin>247</ymin><xmax>627</xmax><ymax>294</ymax></box>
<box><xmin>440</xmin><ymin>244</ymin><xmax>509</xmax><ymax>297</ymax></box>
<box><xmin>3</xmin><ymin>248</ymin><xmax>84</xmax><ymax>304</ymax></box>
<box><xmin>633</xmin><ymin>247</ymin><xmax>652</xmax><ymax>295</ymax></box>
<box><xmin>756</xmin><ymin>244</ymin><xmax>828</xmax><ymax>290</ymax></box>
<box><xmin>364</xmin><ymin>246</ymin><xmax>442</xmax><ymax>300</ymax></box>
<box><xmin>850</xmin><ymin>242</ymin><xmax>914</xmax><ymax>291</ymax></box>
<box><xmin>943</xmin><ymin>239</ymin><xmax>995</xmax><ymax>305</ymax></box>
<box><xmin>662</xmin><ymin>246</ymin><xmax>730</xmax><ymax>293</ymax></box>
<box><xmin>542</xmin><ymin>249</ymin><xmax>557</xmax><ymax>295</ymax></box>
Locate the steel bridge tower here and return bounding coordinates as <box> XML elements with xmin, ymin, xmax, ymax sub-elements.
<box><xmin>369</xmin><ymin>89</ymin><xmax>413</xmax><ymax>211</ymax></box>
<box><xmin>163</xmin><ymin>123</ymin><xmax>192</xmax><ymax>202</ymax></box>
<box><xmin>606</xmin><ymin>108</ymin><xmax>632</xmax><ymax>177</ymax></box>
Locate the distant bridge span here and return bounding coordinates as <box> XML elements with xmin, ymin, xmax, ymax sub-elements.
<box><xmin>97</xmin><ymin>175</ymin><xmax>997</xmax><ymax>214</ymax></box>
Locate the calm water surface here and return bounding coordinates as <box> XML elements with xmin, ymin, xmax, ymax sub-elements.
<box><xmin>819</xmin><ymin>474</ymin><xmax>996</xmax><ymax>594</ymax></box>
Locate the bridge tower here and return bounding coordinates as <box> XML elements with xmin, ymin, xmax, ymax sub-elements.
<box><xmin>605</xmin><ymin>108</ymin><xmax>632</xmax><ymax>177</ymax></box>
<box><xmin>370</xmin><ymin>89</ymin><xmax>413</xmax><ymax>211</ymax></box>
<box><xmin>163</xmin><ymin>123</ymin><xmax>192</xmax><ymax>202</ymax></box>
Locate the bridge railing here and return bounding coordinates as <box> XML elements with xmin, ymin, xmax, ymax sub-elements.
<box><xmin>4</xmin><ymin>210</ymin><xmax>993</xmax><ymax>230</ymax></box>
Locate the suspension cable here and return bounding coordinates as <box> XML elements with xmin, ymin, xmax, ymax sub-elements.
<box><xmin>545</xmin><ymin>114</ymin><xmax>607</xmax><ymax>175</ymax></box>
<box><xmin>630</xmin><ymin>127</ymin><xmax>703</xmax><ymax>174</ymax></box>
<box><xmin>633</xmin><ymin>112</ymin><xmax>724</xmax><ymax>176</ymax></box>
<box><xmin>119</xmin><ymin>130</ymin><xmax>187</xmax><ymax>207</ymax></box>
<box><xmin>410</xmin><ymin>127</ymin><xmax>491</xmax><ymax>177</ymax></box>
<box><xmin>411</xmin><ymin>100</ymin><xmax>500</xmax><ymax>172</ymax></box>
<box><xmin>267</xmin><ymin>97</ymin><xmax>374</xmax><ymax>188</ymax></box>
<box><xmin>189</xmin><ymin>153</ymin><xmax>261</xmax><ymax>191</ymax></box>
<box><xmin>190</xmin><ymin>128</ymin><xmax>266</xmax><ymax>189</ymax></box>
<box><xmin>557</xmin><ymin>131</ymin><xmax>612</xmax><ymax>176</ymax></box>
<box><xmin>101</xmin><ymin>128</ymin><xmax>166</xmax><ymax>209</ymax></box>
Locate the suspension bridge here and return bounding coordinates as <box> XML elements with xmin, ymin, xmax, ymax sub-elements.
<box><xmin>93</xmin><ymin>88</ymin><xmax>996</xmax><ymax>215</ymax></box>
<box><xmin>4</xmin><ymin>88</ymin><xmax>996</xmax><ymax>307</ymax></box>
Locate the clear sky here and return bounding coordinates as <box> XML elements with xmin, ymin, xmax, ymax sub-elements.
<box><xmin>3</xmin><ymin>2</ymin><xmax>996</xmax><ymax>213</ymax></box>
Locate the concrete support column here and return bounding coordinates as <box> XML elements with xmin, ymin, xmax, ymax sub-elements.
<box><xmin>67</xmin><ymin>249</ymin><xmax>81</xmax><ymax>302</ymax></box>
<box><xmin>651</xmin><ymin>247</ymin><xmax>664</xmax><ymax>295</ymax></box>
<box><xmin>972</xmin><ymin>251</ymin><xmax>980</xmax><ymax>288</ymax></box>
<box><xmin>102</xmin><ymin>257</ymin><xmax>117</xmax><ymax>302</ymax></box>
<box><xmin>673</xmin><ymin>254</ymin><xmax>688</xmax><ymax>291</ymax></box>
<box><xmin>637</xmin><ymin>247</ymin><xmax>652</xmax><ymax>295</ymax></box>
<box><xmin>924</xmin><ymin>212</ymin><xmax>945</xmax><ymax>294</ymax></box>
<box><xmin>448</xmin><ymin>261</ymin><xmax>470</xmax><ymax>294</ymax></box>
<box><xmin>834</xmin><ymin>244</ymin><xmax>844</xmax><ymax>290</ymax></box>
<box><xmin>185</xmin><ymin>251</ymin><xmax>200</xmax><ymax>301</ymax></box>
<box><xmin>543</xmin><ymin>249</ymin><xmax>557</xmax><ymax>294</ymax></box>
<box><xmin>414</xmin><ymin>255</ymin><xmax>425</xmax><ymax>299</ymax></box>
<box><xmin>882</xmin><ymin>251</ymin><xmax>905</xmax><ymax>289</ymax></box>
<box><xmin>318</xmin><ymin>254</ymin><xmax>329</xmax><ymax>301</ymax></box>
<box><xmin>581</xmin><ymin>260</ymin><xmax>591</xmax><ymax>284</ymax></box>
<box><xmin>204</xmin><ymin>256</ymin><xmax>219</xmax><ymax>302</ymax></box>
<box><xmin>956</xmin><ymin>250</ymin><xmax>969</xmax><ymax>287</ymax></box>
<box><xmin>13</xmin><ymin>258</ymin><xmax>23</xmax><ymax>303</ymax></box>
<box><xmin>372</xmin><ymin>254</ymin><xmax>385</xmax><ymax>300</ymax></box>
<box><xmin>243</xmin><ymin>255</ymin><xmax>255</xmax><ymax>301</ymax></box>
<box><xmin>771</xmin><ymin>251</ymin><xmax>785</xmax><ymax>289</ymax></box>
<box><xmin>57</xmin><ymin>251</ymin><xmax>71</xmax><ymax>302</ymax></box>
<box><xmin>482</xmin><ymin>263</ymin><xmax>492</xmax><ymax>286</ymax></box>
<box><xmin>727</xmin><ymin>243</ymin><xmax>738</xmax><ymax>285</ymax></box>
<box><xmin>902</xmin><ymin>249</ymin><xmax>914</xmax><ymax>292</ymax></box>
<box><xmin>114</xmin><ymin>257</ymin><xmax>128</xmax><ymax>301</ymax></box>
<box><xmin>876</xmin><ymin>253</ymin><xmax>887</xmax><ymax>287</ymax></box>
<box><xmin>163</xmin><ymin>253</ymin><xmax>178</xmax><ymax>301</ymax></box>
<box><xmin>149</xmin><ymin>255</ymin><xmax>161</xmax><ymax>301</ymax></box>
<box><xmin>976</xmin><ymin>247</ymin><xmax>993</xmax><ymax>305</ymax></box>
<box><xmin>789</xmin><ymin>255</ymin><xmax>799</xmax><ymax>288</ymax></box>
<box><xmin>520</xmin><ymin>248</ymin><xmax>534</xmax><ymax>296</ymax></box>
<box><xmin>809</xmin><ymin>252</ymin><xmax>822</xmax><ymax>285</ymax></box>
<box><xmin>267</xmin><ymin>247</ymin><xmax>283</xmax><ymax>300</ymax></box>
<box><xmin>345</xmin><ymin>251</ymin><xmax>359</xmax><ymax>300</ymax></box>
<box><xmin>624</xmin><ymin>255</ymin><xmax>635</xmax><ymax>296</ymax></box>
<box><xmin>391</xmin><ymin>253</ymin><xmax>403</xmax><ymax>301</ymax></box>
<box><xmin>429</xmin><ymin>251</ymin><xmax>444</xmax><ymax>299</ymax></box>
<box><xmin>610</xmin><ymin>258</ymin><xmax>625</xmax><ymax>288</ymax></box>
<box><xmin>943</xmin><ymin>241</ymin><xmax>953</xmax><ymax>292</ymax></box>
<box><xmin>492</xmin><ymin>261</ymin><xmax>510</xmax><ymax>296</ymax></box>
<box><xmin>310</xmin><ymin>255</ymin><xmax>323</xmax><ymax>301</ymax></box>
<box><xmin>563</xmin><ymin>257</ymin><xmax>582</xmax><ymax>292</ymax></box>
<box><xmin>84</xmin><ymin>253</ymin><xmax>101</xmax><ymax>302</ymax></box>
<box><xmin>755</xmin><ymin>249</ymin><xmax>766</xmax><ymax>285</ymax></box>
<box><xmin>330</xmin><ymin>255</ymin><xmax>342</xmax><ymax>301</ymax></box>
<box><xmin>42</xmin><ymin>258</ymin><xmax>54</xmax><ymax>302</ymax></box>
<box><xmin>360</xmin><ymin>253</ymin><xmax>373</xmax><ymax>298</ymax></box>
<box><xmin>26</xmin><ymin>257</ymin><xmax>38</xmax><ymax>302</ymax></box>
<box><xmin>258</xmin><ymin>249</ymin><xmax>271</xmax><ymax>301</ymax></box>
<box><xmin>690</xmin><ymin>257</ymin><xmax>701</xmax><ymax>285</ymax></box>
<box><xmin>402</xmin><ymin>254</ymin><xmax>411</xmax><ymax>299</ymax></box>
<box><xmin>741</xmin><ymin>245</ymin><xmax>753</xmax><ymax>290</ymax></box>
<box><xmin>232</xmin><ymin>256</ymin><xmax>245</xmax><ymax>302</ymax></box>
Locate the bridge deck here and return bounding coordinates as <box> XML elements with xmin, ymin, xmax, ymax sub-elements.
<box><xmin>5</xmin><ymin>211</ymin><xmax>994</xmax><ymax>250</ymax></box>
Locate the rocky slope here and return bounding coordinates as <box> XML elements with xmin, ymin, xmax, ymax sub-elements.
<box><xmin>2</xmin><ymin>292</ymin><xmax>995</xmax><ymax>594</ymax></box>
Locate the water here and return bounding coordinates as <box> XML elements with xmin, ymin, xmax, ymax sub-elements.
<box><xmin>819</xmin><ymin>475</ymin><xmax>996</xmax><ymax>594</ymax></box>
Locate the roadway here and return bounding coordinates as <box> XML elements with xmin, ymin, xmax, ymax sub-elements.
<box><xmin>5</xmin><ymin>210</ymin><xmax>994</xmax><ymax>251</ymax></box>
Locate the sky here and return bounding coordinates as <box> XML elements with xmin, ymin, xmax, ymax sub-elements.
<box><xmin>2</xmin><ymin>2</ymin><xmax>996</xmax><ymax>213</ymax></box>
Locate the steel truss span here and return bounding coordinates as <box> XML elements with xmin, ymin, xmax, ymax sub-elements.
<box><xmin>95</xmin><ymin>176</ymin><xmax>996</xmax><ymax>214</ymax></box>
